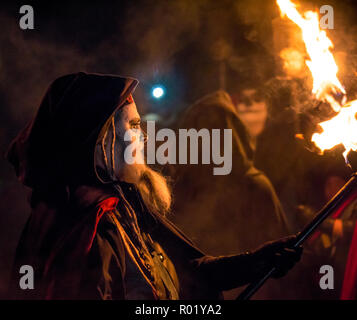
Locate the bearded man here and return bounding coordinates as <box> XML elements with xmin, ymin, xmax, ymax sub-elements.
<box><xmin>7</xmin><ymin>72</ymin><xmax>302</xmax><ymax>300</ymax></box>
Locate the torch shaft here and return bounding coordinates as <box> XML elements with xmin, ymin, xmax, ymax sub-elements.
<box><xmin>237</xmin><ymin>173</ymin><xmax>357</xmax><ymax>300</ymax></box>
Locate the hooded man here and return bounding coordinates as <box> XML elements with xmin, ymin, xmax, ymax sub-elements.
<box><xmin>169</xmin><ymin>91</ymin><xmax>289</xmax><ymax>256</ymax></box>
<box><xmin>7</xmin><ymin>72</ymin><xmax>301</xmax><ymax>300</ymax></box>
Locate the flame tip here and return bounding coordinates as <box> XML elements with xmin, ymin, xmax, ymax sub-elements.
<box><xmin>277</xmin><ymin>0</ymin><xmax>356</xmax><ymax>161</ymax></box>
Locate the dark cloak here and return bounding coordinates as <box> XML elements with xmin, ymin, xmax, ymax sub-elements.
<box><xmin>6</xmin><ymin>72</ymin><xmax>271</xmax><ymax>300</ymax></box>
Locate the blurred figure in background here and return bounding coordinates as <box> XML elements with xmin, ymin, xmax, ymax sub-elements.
<box><xmin>169</xmin><ymin>91</ymin><xmax>289</xmax><ymax>254</ymax></box>
<box><xmin>165</xmin><ymin>90</ymin><xmax>289</xmax><ymax>299</ymax></box>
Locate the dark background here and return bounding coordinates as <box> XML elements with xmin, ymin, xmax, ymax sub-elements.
<box><xmin>1</xmin><ymin>0</ymin><xmax>357</xmax><ymax>298</ymax></box>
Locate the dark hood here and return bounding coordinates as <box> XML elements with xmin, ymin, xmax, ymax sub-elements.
<box><xmin>6</xmin><ymin>72</ymin><xmax>138</xmax><ymax>193</ymax></box>
<box><xmin>175</xmin><ymin>90</ymin><xmax>255</xmax><ymax>178</ymax></box>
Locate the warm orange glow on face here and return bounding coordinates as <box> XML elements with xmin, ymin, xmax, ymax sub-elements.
<box><xmin>277</xmin><ymin>0</ymin><xmax>357</xmax><ymax>161</ymax></box>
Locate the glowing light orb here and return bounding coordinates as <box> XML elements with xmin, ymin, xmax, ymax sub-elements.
<box><xmin>152</xmin><ymin>86</ymin><xmax>165</xmax><ymax>99</ymax></box>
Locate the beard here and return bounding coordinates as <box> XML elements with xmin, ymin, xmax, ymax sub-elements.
<box><xmin>120</xmin><ymin>162</ymin><xmax>172</xmax><ymax>216</ymax></box>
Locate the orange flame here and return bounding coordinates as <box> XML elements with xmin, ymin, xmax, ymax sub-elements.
<box><xmin>277</xmin><ymin>0</ymin><xmax>357</xmax><ymax>161</ymax></box>
<box><xmin>311</xmin><ymin>101</ymin><xmax>357</xmax><ymax>160</ymax></box>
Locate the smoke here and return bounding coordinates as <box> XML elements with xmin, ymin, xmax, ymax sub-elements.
<box><xmin>0</xmin><ymin>0</ymin><xmax>282</xmax><ymax>137</ymax></box>
<box><xmin>123</xmin><ymin>1</ymin><xmax>203</xmax><ymax>74</ymax></box>
<box><xmin>0</xmin><ymin>16</ymin><xmax>93</xmax><ymax>125</ymax></box>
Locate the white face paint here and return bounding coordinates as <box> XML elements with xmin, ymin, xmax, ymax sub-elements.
<box><xmin>115</xmin><ymin>102</ymin><xmax>147</xmax><ymax>183</ymax></box>
<box><xmin>116</xmin><ymin>101</ymin><xmax>142</xmax><ymax>134</ymax></box>
<box><xmin>235</xmin><ymin>89</ymin><xmax>268</xmax><ymax>138</ymax></box>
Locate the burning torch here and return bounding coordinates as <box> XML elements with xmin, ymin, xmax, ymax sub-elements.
<box><xmin>237</xmin><ymin>0</ymin><xmax>357</xmax><ymax>300</ymax></box>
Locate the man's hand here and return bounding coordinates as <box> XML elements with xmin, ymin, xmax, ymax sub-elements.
<box><xmin>252</xmin><ymin>235</ymin><xmax>303</xmax><ymax>278</ymax></box>
<box><xmin>192</xmin><ymin>235</ymin><xmax>303</xmax><ymax>291</ymax></box>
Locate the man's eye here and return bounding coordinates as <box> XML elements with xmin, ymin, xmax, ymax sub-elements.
<box><xmin>131</xmin><ymin>123</ymin><xmax>140</xmax><ymax>129</ymax></box>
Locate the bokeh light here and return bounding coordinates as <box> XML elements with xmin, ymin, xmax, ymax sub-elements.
<box><xmin>152</xmin><ymin>86</ymin><xmax>165</xmax><ymax>99</ymax></box>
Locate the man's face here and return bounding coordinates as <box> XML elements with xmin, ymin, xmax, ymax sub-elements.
<box><xmin>233</xmin><ymin>89</ymin><xmax>268</xmax><ymax>138</ymax></box>
<box><xmin>115</xmin><ymin>101</ymin><xmax>147</xmax><ymax>182</ymax></box>
<box><xmin>114</xmin><ymin>100</ymin><xmax>171</xmax><ymax>215</ymax></box>
<box><xmin>118</xmin><ymin>101</ymin><xmax>149</xmax><ymax>164</ymax></box>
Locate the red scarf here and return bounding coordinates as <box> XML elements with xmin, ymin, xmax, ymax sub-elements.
<box><xmin>341</xmin><ymin>206</ymin><xmax>357</xmax><ymax>299</ymax></box>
